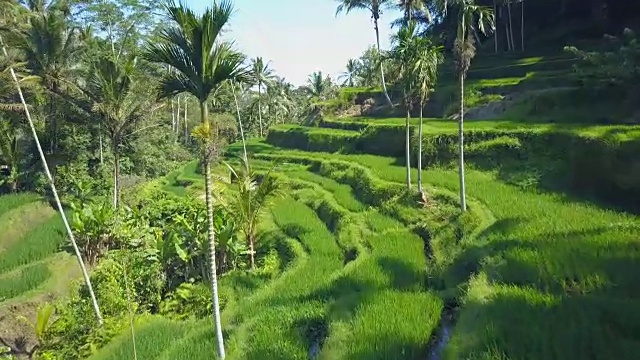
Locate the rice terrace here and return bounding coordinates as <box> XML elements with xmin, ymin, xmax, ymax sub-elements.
<box><xmin>0</xmin><ymin>0</ymin><xmax>639</xmax><ymax>359</ymax></box>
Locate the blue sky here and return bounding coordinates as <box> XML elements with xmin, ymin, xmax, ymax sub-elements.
<box><xmin>185</xmin><ymin>0</ymin><xmax>400</xmax><ymax>86</ymax></box>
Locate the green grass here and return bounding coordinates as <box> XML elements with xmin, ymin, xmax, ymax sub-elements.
<box><xmin>0</xmin><ymin>193</ymin><xmax>39</xmax><ymax>218</ymax></box>
<box><xmin>287</xmin><ymin>170</ymin><xmax>365</xmax><ymax>212</ymax></box>
<box><xmin>236</xmin><ymin>139</ymin><xmax>640</xmax><ymax>358</ymax></box>
<box><xmin>0</xmin><ymin>214</ymin><xmax>66</xmax><ymax>275</ymax></box>
<box><xmin>0</xmin><ymin>262</ymin><xmax>50</xmax><ymax>302</ymax></box>
<box><xmin>89</xmin><ymin>317</ymin><xmax>200</xmax><ymax>360</ymax></box>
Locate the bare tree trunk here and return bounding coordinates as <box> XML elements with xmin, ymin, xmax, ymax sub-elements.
<box><xmin>176</xmin><ymin>97</ymin><xmax>181</xmax><ymax>135</ymax></box>
<box><xmin>249</xmin><ymin>235</ymin><xmax>255</xmax><ymax>270</ymax></box>
<box><xmin>113</xmin><ymin>144</ymin><xmax>119</xmax><ymax>209</ymax></box>
<box><xmin>1</xmin><ymin>36</ymin><xmax>103</xmax><ymax>326</ymax></box>
<box><xmin>201</xmin><ymin>101</ymin><xmax>225</xmax><ymax>359</ymax></box>
<box><xmin>373</xmin><ymin>17</ymin><xmax>394</xmax><ymax>108</ymax></box>
<box><xmin>503</xmin><ymin>6</ymin><xmax>511</xmax><ymax>51</ymax></box>
<box><xmin>99</xmin><ymin>123</ymin><xmax>104</xmax><ymax>166</ymax></box>
<box><xmin>494</xmin><ymin>0</ymin><xmax>499</xmax><ymax>53</ymax></box>
<box><xmin>521</xmin><ymin>0</ymin><xmax>525</xmax><ymax>52</ymax></box>
<box><xmin>171</xmin><ymin>99</ymin><xmax>176</xmax><ymax>133</ymax></box>
<box><xmin>507</xmin><ymin>0</ymin><xmax>515</xmax><ymax>53</ymax></box>
<box><xmin>458</xmin><ymin>73</ymin><xmax>467</xmax><ymax>211</ymax></box>
<box><xmin>231</xmin><ymin>82</ymin><xmax>248</xmax><ymax>165</ymax></box>
<box><xmin>258</xmin><ymin>83</ymin><xmax>264</xmax><ymax>137</ymax></box>
<box><xmin>418</xmin><ymin>103</ymin><xmax>424</xmax><ymax>193</ymax></box>
<box><xmin>184</xmin><ymin>98</ymin><xmax>188</xmax><ymax>145</ymax></box>
<box><xmin>405</xmin><ymin>101</ymin><xmax>411</xmax><ymax>190</ymax></box>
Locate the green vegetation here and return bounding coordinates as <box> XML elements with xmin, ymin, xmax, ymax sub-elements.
<box><xmin>0</xmin><ymin>193</ymin><xmax>39</xmax><ymax>218</ymax></box>
<box><xmin>0</xmin><ymin>215</ymin><xmax>65</xmax><ymax>275</ymax></box>
<box><xmin>2</xmin><ymin>0</ymin><xmax>640</xmax><ymax>359</ymax></box>
<box><xmin>0</xmin><ymin>263</ymin><xmax>50</xmax><ymax>301</ymax></box>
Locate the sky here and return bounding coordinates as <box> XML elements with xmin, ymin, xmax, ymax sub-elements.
<box><xmin>185</xmin><ymin>0</ymin><xmax>401</xmax><ymax>87</ymax></box>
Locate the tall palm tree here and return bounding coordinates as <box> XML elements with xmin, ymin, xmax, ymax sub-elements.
<box><xmin>220</xmin><ymin>157</ymin><xmax>280</xmax><ymax>270</ymax></box>
<box><xmin>413</xmin><ymin>38</ymin><xmax>443</xmax><ymax>195</ymax></box>
<box><xmin>250</xmin><ymin>57</ymin><xmax>274</xmax><ymax>137</ymax></box>
<box><xmin>81</xmin><ymin>56</ymin><xmax>150</xmax><ymax>208</ymax></box>
<box><xmin>339</xmin><ymin>58</ymin><xmax>360</xmax><ymax>87</ymax></box>
<box><xmin>14</xmin><ymin>0</ymin><xmax>84</xmax><ymax>156</ymax></box>
<box><xmin>335</xmin><ymin>0</ymin><xmax>394</xmax><ymax>107</ymax></box>
<box><xmin>437</xmin><ymin>0</ymin><xmax>494</xmax><ymax>211</ymax></box>
<box><xmin>389</xmin><ymin>21</ymin><xmax>420</xmax><ymax>190</ymax></box>
<box><xmin>0</xmin><ymin>3</ymin><xmax>104</xmax><ymax>326</ymax></box>
<box><xmin>144</xmin><ymin>1</ymin><xmax>248</xmax><ymax>358</ymax></box>
<box><xmin>395</xmin><ymin>0</ymin><xmax>426</xmax><ymax>24</ymax></box>
<box><xmin>304</xmin><ymin>71</ymin><xmax>333</xmax><ymax>100</ymax></box>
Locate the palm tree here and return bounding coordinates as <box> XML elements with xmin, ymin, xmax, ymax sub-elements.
<box><xmin>413</xmin><ymin>38</ymin><xmax>443</xmax><ymax>195</ymax></box>
<box><xmin>221</xmin><ymin>157</ymin><xmax>280</xmax><ymax>270</ymax></box>
<box><xmin>339</xmin><ymin>58</ymin><xmax>360</xmax><ymax>87</ymax></box>
<box><xmin>335</xmin><ymin>0</ymin><xmax>394</xmax><ymax>107</ymax></box>
<box><xmin>0</xmin><ymin>19</ymin><xmax>104</xmax><ymax>329</ymax></box>
<box><xmin>437</xmin><ymin>0</ymin><xmax>494</xmax><ymax>210</ymax></box>
<box><xmin>395</xmin><ymin>0</ymin><xmax>426</xmax><ymax>24</ymax></box>
<box><xmin>389</xmin><ymin>21</ymin><xmax>421</xmax><ymax>190</ymax></box>
<box><xmin>304</xmin><ymin>71</ymin><xmax>333</xmax><ymax>100</ymax></box>
<box><xmin>14</xmin><ymin>0</ymin><xmax>84</xmax><ymax>156</ymax></box>
<box><xmin>81</xmin><ymin>56</ymin><xmax>150</xmax><ymax>209</ymax></box>
<box><xmin>144</xmin><ymin>1</ymin><xmax>248</xmax><ymax>357</ymax></box>
<box><xmin>250</xmin><ymin>57</ymin><xmax>274</xmax><ymax>137</ymax></box>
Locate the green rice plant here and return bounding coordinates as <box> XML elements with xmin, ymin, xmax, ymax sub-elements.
<box><xmin>288</xmin><ymin>170</ymin><xmax>364</xmax><ymax>212</ymax></box>
<box><xmin>0</xmin><ymin>193</ymin><xmax>39</xmax><ymax>218</ymax></box>
<box><xmin>0</xmin><ymin>262</ymin><xmax>50</xmax><ymax>301</ymax></box>
<box><xmin>0</xmin><ymin>214</ymin><xmax>66</xmax><ymax>275</ymax></box>
<box><xmin>222</xmin><ymin>197</ymin><xmax>343</xmax><ymax>359</ymax></box>
<box><xmin>89</xmin><ymin>317</ymin><xmax>198</xmax><ymax>360</ymax></box>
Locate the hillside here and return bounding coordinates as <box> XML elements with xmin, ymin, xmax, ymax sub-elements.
<box><xmin>0</xmin><ymin>194</ymin><xmax>80</xmax><ymax>357</ymax></box>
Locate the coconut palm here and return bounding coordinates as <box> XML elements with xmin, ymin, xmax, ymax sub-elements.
<box><xmin>413</xmin><ymin>38</ymin><xmax>443</xmax><ymax>194</ymax></box>
<box><xmin>394</xmin><ymin>0</ymin><xmax>426</xmax><ymax>25</ymax></box>
<box><xmin>304</xmin><ymin>71</ymin><xmax>334</xmax><ymax>101</ymax></box>
<box><xmin>81</xmin><ymin>56</ymin><xmax>151</xmax><ymax>209</ymax></box>
<box><xmin>220</xmin><ymin>157</ymin><xmax>280</xmax><ymax>270</ymax></box>
<box><xmin>0</xmin><ymin>5</ymin><xmax>104</xmax><ymax>327</ymax></box>
<box><xmin>339</xmin><ymin>58</ymin><xmax>360</xmax><ymax>87</ymax></box>
<box><xmin>250</xmin><ymin>57</ymin><xmax>274</xmax><ymax>137</ymax></box>
<box><xmin>335</xmin><ymin>0</ymin><xmax>394</xmax><ymax>107</ymax></box>
<box><xmin>389</xmin><ymin>21</ymin><xmax>421</xmax><ymax>190</ymax></box>
<box><xmin>13</xmin><ymin>0</ymin><xmax>84</xmax><ymax>156</ymax></box>
<box><xmin>436</xmin><ymin>0</ymin><xmax>494</xmax><ymax>210</ymax></box>
<box><xmin>143</xmin><ymin>1</ymin><xmax>248</xmax><ymax>357</ymax></box>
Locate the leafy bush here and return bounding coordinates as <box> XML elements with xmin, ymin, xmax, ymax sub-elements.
<box><xmin>159</xmin><ymin>282</ymin><xmax>218</xmax><ymax>320</ymax></box>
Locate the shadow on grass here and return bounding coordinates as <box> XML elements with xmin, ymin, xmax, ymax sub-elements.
<box><xmin>442</xmin><ymin>224</ymin><xmax>640</xmax><ymax>358</ymax></box>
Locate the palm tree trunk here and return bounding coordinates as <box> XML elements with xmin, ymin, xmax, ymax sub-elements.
<box><xmin>503</xmin><ymin>6</ymin><xmax>511</xmax><ymax>51</ymax></box>
<box><xmin>176</xmin><ymin>98</ymin><xmax>181</xmax><ymax>135</ymax></box>
<box><xmin>171</xmin><ymin>99</ymin><xmax>176</xmax><ymax>133</ymax></box>
<box><xmin>494</xmin><ymin>0</ymin><xmax>498</xmax><ymax>53</ymax></box>
<box><xmin>418</xmin><ymin>103</ymin><xmax>423</xmax><ymax>194</ymax></box>
<box><xmin>113</xmin><ymin>144</ymin><xmax>119</xmax><ymax>208</ymax></box>
<box><xmin>373</xmin><ymin>17</ymin><xmax>393</xmax><ymax>107</ymax></box>
<box><xmin>184</xmin><ymin>98</ymin><xmax>188</xmax><ymax>145</ymax></box>
<box><xmin>405</xmin><ymin>100</ymin><xmax>411</xmax><ymax>190</ymax></box>
<box><xmin>258</xmin><ymin>83</ymin><xmax>264</xmax><ymax>137</ymax></box>
<box><xmin>0</xmin><ymin>37</ymin><xmax>103</xmax><ymax>326</ymax></box>
<box><xmin>521</xmin><ymin>0</ymin><xmax>525</xmax><ymax>52</ymax></box>
<box><xmin>201</xmin><ymin>101</ymin><xmax>226</xmax><ymax>359</ymax></box>
<box><xmin>507</xmin><ymin>0</ymin><xmax>515</xmax><ymax>53</ymax></box>
<box><xmin>99</xmin><ymin>124</ymin><xmax>104</xmax><ymax>166</ymax></box>
<box><xmin>231</xmin><ymin>82</ymin><xmax>248</xmax><ymax>165</ymax></box>
<box><xmin>458</xmin><ymin>73</ymin><xmax>467</xmax><ymax>211</ymax></box>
